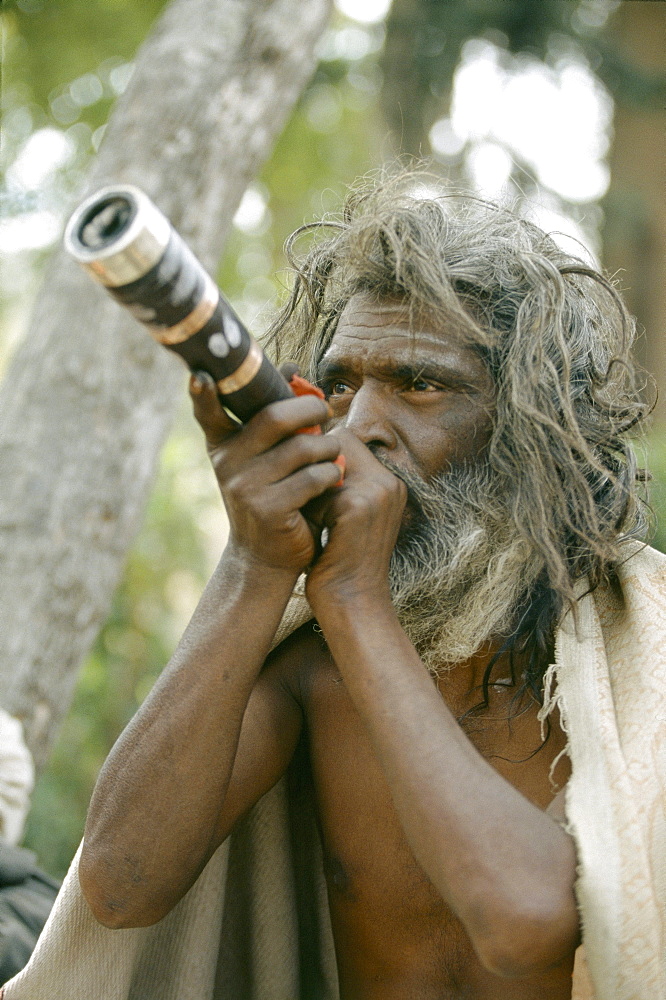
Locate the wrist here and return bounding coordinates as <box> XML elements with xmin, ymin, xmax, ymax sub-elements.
<box><xmin>312</xmin><ymin>591</ymin><xmax>414</xmax><ymax>687</ymax></box>
<box><xmin>217</xmin><ymin>542</ymin><xmax>301</xmax><ymax>595</ymax></box>
<box><xmin>307</xmin><ymin>576</ymin><xmax>395</xmax><ymax>623</ymax></box>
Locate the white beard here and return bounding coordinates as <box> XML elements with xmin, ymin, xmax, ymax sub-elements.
<box><xmin>381</xmin><ymin>458</ymin><xmax>544</xmax><ymax>676</ymax></box>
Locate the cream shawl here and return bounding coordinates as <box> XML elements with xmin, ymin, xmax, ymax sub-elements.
<box><xmin>3</xmin><ymin>542</ymin><xmax>665</xmax><ymax>1000</ymax></box>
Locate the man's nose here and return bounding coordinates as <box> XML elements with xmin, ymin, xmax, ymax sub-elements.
<box><xmin>342</xmin><ymin>384</ymin><xmax>397</xmax><ymax>450</ymax></box>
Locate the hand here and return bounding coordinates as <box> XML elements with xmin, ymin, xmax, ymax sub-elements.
<box><xmin>304</xmin><ymin>429</ymin><xmax>407</xmax><ymax>610</ymax></box>
<box><xmin>189</xmin><ymin>372</ymin><xmax>343</xmax><ymax>576</ymax></box>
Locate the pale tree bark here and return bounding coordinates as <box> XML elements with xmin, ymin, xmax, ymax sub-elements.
<box><xmin>601</xmin><ymin>1</ymin><xmax>666</xmax><ymax>428</ymax></box>
<box><xmin>0</xmin><ymin>0</ymin><xmax>332</xmax><ymax>768</ymax></box>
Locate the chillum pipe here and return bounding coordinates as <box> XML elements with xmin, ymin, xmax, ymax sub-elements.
<box><xmin>63</xmin><ymin>185</ymin><xmax>294</xmax><ymax>423</ymax></box>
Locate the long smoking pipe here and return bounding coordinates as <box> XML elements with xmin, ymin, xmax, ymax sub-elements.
<box><xmin>64</xmin><ymin>185</ymin><xmax>305</xmax><ymax>424</ymax></box>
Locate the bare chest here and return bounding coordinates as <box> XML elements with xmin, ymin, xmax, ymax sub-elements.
<box><xmin>302</xmin><ymin>653</ymin><xmax>573</xmax><ymax>999</ymax></box>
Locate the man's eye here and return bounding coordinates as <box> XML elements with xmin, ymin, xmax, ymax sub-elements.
<box><xmin>407</xmin><ymin>379</ymin><xmax>439</xmax><ymax>393</ymax></box>
<box><xmin>328</xmin><ymin>381</ymin><xmax>353</xmax><ymax>396</ymax></box>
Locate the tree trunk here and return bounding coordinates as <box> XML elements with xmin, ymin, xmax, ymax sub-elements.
<box><xmin>601</xmin><ymin>1</ymin><xmax>666</xmax><ymax>427</ymax></box>
<box><xmin>380</xmin><ymin>0</ymin><xmax>436</xmax><ymax>156</ymax></box>
<box><xmin>0</xmin><ymin>0</ymin><xmax>332</xmax><ymax>769</ymax></box>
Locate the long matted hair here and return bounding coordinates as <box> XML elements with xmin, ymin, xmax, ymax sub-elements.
<box><xmin>266</xmin><ymin>170</ymin><xmax>649</xmax><ymax>706</ymax></box>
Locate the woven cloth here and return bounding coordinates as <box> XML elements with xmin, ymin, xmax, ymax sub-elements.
<box><xmin>3</xmin><ymin>542</ymin><xmax>665</xmax><ymax>999</ymax></box>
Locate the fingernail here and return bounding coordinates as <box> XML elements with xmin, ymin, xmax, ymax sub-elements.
<box><xmin>192</xmin><ymin>370</ymin><xmax>213</xmax><ymax>393</ymax></box>
<box><xmin>333</xmin><ymin>454</ymin><xmax>346</xmax><ymax>487</ymax></box>
<box><xmin>280</xmin><ymin>362</ymin><xmax>300</xmax><ymax>381</ymax></box>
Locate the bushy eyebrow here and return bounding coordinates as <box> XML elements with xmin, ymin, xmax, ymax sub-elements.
<box><xmin>315</xmin><ymin>357</ymin><xmax>480</xmax><ymax>391</ymax></box>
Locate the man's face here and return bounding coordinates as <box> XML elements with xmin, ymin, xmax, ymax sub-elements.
<box><xmin>317</xmin><ymin>293</ymin><xmax>495</xmax><ymax>482</ymax></box>
<box><xmin>316</xmin><ymin>294</ymin><xmax>538</xmax><ymax>670</ymax></box>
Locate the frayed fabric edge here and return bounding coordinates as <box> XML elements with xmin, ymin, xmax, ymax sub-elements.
<box><xmin>537</xmin><ymin>634</ymin><xmax>572</xmax><ymax>794</ymax></box>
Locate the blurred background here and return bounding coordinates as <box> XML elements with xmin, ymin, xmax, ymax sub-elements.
<box><xmin>2</xmin><ymin>0</ymin><xmax>665</xmax><ymax>877</ymax></box>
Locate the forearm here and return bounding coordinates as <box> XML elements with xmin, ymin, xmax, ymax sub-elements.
<box><xmin>80</xmin><ymin>548</ymin><xmax>297</xmax><ymax>927</ymax></box>
<box><xmin>314</xmin><ymin>595</ymin><xmax>580</xmax><ymax>977</ymax></box>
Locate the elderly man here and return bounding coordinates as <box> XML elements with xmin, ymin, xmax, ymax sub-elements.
<box><xmin>4</xmin><ymin>176</ymin><xmax>665</xmax><ymax>1000</ymax></box>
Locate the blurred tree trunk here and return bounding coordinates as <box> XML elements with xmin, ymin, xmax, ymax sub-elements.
<box><xmin>0</xmin><ymin>0</ymin><xmax>332</xmax><ymax>769</ymax></box>
<box><xmin>601</xmin><ymin>1</ymin><xmax>666</xmax><ymax>427</ymax></box>
<box><xmin>380</xmin><ymin>0</ymin><xmax>437</xmax><ymax>156</ymax></box>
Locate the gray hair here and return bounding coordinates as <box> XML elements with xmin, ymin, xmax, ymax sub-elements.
<box><xmin>267</xmin><ymin>169</ymin><xmax>649</xmax><ymax>632</ymax></box>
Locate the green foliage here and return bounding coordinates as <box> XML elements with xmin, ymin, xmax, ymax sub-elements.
<box><xmin>383</xmin><ymin>0</ymin><xmax>666</xmax><ymax>114</ymax></box>
<box><xmin>8</xmin><ymin>0</ymin><xmax>167</xmax><ymax>118</ymax></box>
<box><xmin>379</xmin><ymin>0</ymin><xmax>666</xmax><ymax>182</ymax></box>
<box><xmin>1</xmin><ymin>0</ymin><xmax>170</xmax><ymax>355</ymax></box>
<box><xmin>2</xmin><ymin>0</ymin><xmax>167</xmax><ymax>188</ymax></box>
<box><xmin>385</xmin><ymin>0</ymin><xmax>569</xmax><ymax>102</ymax></box>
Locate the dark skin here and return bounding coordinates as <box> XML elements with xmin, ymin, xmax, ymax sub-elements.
<box><xmin>80</xmin><ymin>294</ymin><xmax>580</xmax><ymax>998</ymax></box>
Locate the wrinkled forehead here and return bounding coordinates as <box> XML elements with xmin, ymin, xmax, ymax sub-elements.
<box><xmin>325</xmin><ymin>291</ymin><xmax>491</xmax><ymax>380</ymax></box>
<box><xmin>334</xmin><ymin>290</ymin><xmax>484</xmax><ymax>343</ymax></box>
<box><xmin>335</xmin><ymin>293</ymin><xmax>412</xmax><ymax>335</ymax></box>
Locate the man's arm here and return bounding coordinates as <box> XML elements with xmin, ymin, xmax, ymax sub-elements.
<box><xmin>305</xmin><ymin>431</ymin><xmax>580</xmax><ymax>981</ymax></box>
<box><xmin>79</xmin><ymin>377</ymin><xmax>342</xmax><ymax>928</ymax></box>
<box><xmin>80</xmin><ymin>559</ymin><xmax>302</xmax><ymax>929</ymax></box>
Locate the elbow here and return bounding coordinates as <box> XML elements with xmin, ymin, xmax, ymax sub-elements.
<box><xmin>78</xmin><ymin>843</ymin><xmax>167</xmax><ymax>930</ymax></box>
<box><xmin>83</xmin><ymin>897</ymin><xmax>145</xmax><ymax>931</ymax></box>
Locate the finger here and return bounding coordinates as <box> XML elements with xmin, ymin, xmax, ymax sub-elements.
<box><xmin>189</xmin><ymin>371</ymin><xmax>238</xmax><ymax>446</ymax></box>
<box><xmin>246</xmin><ymin>431</ymin><xmax>341</xmax><ymax>484</ymax></box>
<box><xmin>266</xmin><ymin>460</ymin><xmax>345</xmax><ymax>512</ymax></box>
<box><xmin>333</xmin><ymin>454</ymin><xmax>346</xmax><ymax>487</ymax></box>
<box><xmin>224</xmin><ymin>395</ymin><xmax>333</xmax><ymax>459</ymax></box>
<box><xmin>279</xmin><ymin>361</ymin><xmax>301</xmax><ymax>381</ymax></box>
